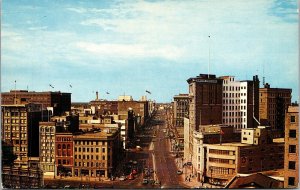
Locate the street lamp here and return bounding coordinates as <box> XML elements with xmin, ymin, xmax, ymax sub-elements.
<box><xmin>210</xmin><ymin>167</ymin><xmax>213</xmax><ymax>188</ymax></box>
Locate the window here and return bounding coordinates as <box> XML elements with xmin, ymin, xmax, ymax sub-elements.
<box><xmin>289</xmin><ymin>161</ymin><xmax>296</xmax><ymax>170</ymax></box>
<box><xmin>289</xmin><ymin>145</ymin><xmax>296</xmax><ymax>153</ymax></box>
<box><xmin>288</xmin><ymin>177</ymin><xmax>295</xmax><ymax>186</ymax></box>
<box><xmin>289</xmin><ymin>130</ymin><xmax>296</xmax><ymax>138</ymax></box>
<box><xmin>291</xmin><ymin>116</ymin><xmax>295</xmax><ymax>123</ymax></box>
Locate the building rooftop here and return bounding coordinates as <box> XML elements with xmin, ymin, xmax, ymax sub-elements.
<box><xmin>73</xmin><ymin>128</ymin><xmax>118</xmax><ymax>139</ymax></box>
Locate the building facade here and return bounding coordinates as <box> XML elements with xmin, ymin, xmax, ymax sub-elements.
<box><xmin>73</xmin><ymin>128</ymin><xmax>121</xmax><ymax>179</ymax></box>
<box><xmin>1</xmin><ymin>103</ymin><xmax>42</xmax><ymax>167</ymax></box>
<box><xmin>55</xmin><ymin>133</ymin><xmax>74</xmax><ymax>176</ymax></box>
<box><xmin>284</xmin><ymin>106</ymin><xmax>299</xmax><ymax>188</ymax></box>
<box><xmin>173</xmin><ymin>94</ymin><xmax>190</xmax><ymax>127</ymax></box>
<box><xmin>39</xmin><ymin>122</ymin><xmax>56</xmax><ymax>173</ymax></box>
<box><xmin>220</xmin><ymin>76</ymin><xmax>260</xmax><ymax>131</ymax></box>
<box><xmin>259</xmin><ymin>83</ymin><xmax>292</xmax><ymax>133</ymax></box>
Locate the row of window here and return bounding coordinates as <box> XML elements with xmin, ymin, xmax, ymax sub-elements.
<box><xmin>75</xmin><ymin>155</ymin><xmax>107</xmax><ymax>160</ymax></box>
<box><xmin>5</xmin><ymin>126</ymin><xmax>27</xmax><ymax>131</ymax></box>
<box><xmin>222</xmin><ymin>85</ymin><xmax>247</xmax><ymax>91</ymax></box>
<box><xmin>4</xmin><ymin>119</ymin><xmax>27</xmax><ymax>124</ymax></box>
<box><xmin>74</xmin><ymin>141</ymin><xmax>108</xmax><ymax>146</ymax></box>
<box><xmin>223</xmin><ymin>105</ymin><xmax>247</xmax><ymax>111</ymax></box>
<box><xmin>40</xmin><ymin>127</ymin><xmax>55</xmax><ymax>133</ymax></box>
<box><xmin>209</xmin><ymin>149</ymin><xmax>235</xmax><ymax>155</ymax></box>
<box><xmin>74</xmin><ymin>161</ymin><xmax>106</xmax><ymax>168</ymax></box>
<box><xmin>4</xmin><ymin>133</ymin><xmax>27</xmax><ymax>138</ymax></box>
<box><xmin>223</xmin><ymin>111</ymin><xmax>247</xmax><ymax>117</ymax></box>
<box><xmin>223</xmin><ymin>93</ymin><xmax>247</xmax><ymax>98</ymax></box>
<box><xmin>223</xmin><ymin>99</ymin><xmax>247</xmax><ymax>104</ymax></box>
<box><xmin>74</xmin><ymin>147</ymin><xmax>109</xmax><ymax>153</ymax></box>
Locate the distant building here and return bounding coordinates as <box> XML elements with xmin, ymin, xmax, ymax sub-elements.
<box><xmin>284</xmin><ymin>106</ymin><xmax>299</xmax><ymax>188</ymax></box>
<box><xmin>259</xmin><ymin>83</ymin><xmax>292</xmax><ymax>133</ymax></box>
<box><xmin>173</xmin><ymin>94</ymin><xmax>190</xmax><ymax>127</ymax></box>
<box><xmin>39</xmin><ymin>122</ymin><xmax>56</xmax><ymax>174</ymax></box>
<box><xmin>55</xmin><ymin>132</ymin><xmax>74</xmax><ymax>176</ymax></box>
<box><xmin>1</xmin><ymin>103</ymin><xmax>42</xmax><ymax>167</ymax></box>
<box><xmin>73</xmin><ymin>128</ymin><xmax>121</xmax><ymax>179</ymax></box>
<box><xmin>219</xmin><ymin>76</ymin><xmax>260</xmax><ymax>131</ymax></box>
<box><xmin>118</xmin><ymin>95</ymin><xmax>133</xmax><ymax>101</ymax></box>
<box><xmin>1</xmin><ymin>90</ymin><xmax>71</xmax><ymax>116</ymax></box>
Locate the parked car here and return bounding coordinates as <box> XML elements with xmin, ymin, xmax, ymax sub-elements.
<box><xmin>142</xmin><ymin>178</ymin><xmax>148</xmax><ymax>184</ymax></box>
<box><xmin>176</xmin><ymin>170</ymin><xmax>183</xmax><ymax>175</ymax></box>
<box><xmin>119</xmin><ymin>176</ymin><xmax>127</xmax><ymax>181</ymax></box>
<box><xmin>186</xmin><ymin>162</ymin><xmax>192</xmax><ymax>166</ymax></box>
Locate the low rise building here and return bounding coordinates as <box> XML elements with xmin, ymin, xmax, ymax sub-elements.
<box><xmin>73</xmin><ymin>128</ymin><xmax>121</xmax><ymax>179</ymax></box>
<box><xmin>205</xmin><ymin>127</ymin><xmax>284</xmax><ymax>186</ymax></box>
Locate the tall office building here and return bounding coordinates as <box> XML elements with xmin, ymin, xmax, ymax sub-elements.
<box><xmin>284</xmin><ymin>106</ymin><xmax>299</xmax><ymax>188</ymax></box>
<box><xmin>259</xmin><ymin>83</ymin><xmax>292</xmax><ymax>132</ymax></box>
<box><xmin>187</xmin><ymin>74</ymin><xmax>223</xmax><ymax>131</ymax></box>
<box><xmin>1</xmin><ymin>103</ymin><xmax>42</xmax><ymax>167</ymax></box>
<box><xmin>220</xmin><ymin>75</ymin><xmax>260</xmax><ymax>131</ymax></box>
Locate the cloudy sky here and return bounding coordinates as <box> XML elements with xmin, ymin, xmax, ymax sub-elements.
<box><xmin>2</xmin><ymin>0</ymin><xmax>298</xmax><ymax>102</ymax></box>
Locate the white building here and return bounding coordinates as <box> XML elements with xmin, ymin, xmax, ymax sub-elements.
<box><xmin>220</xmin><ymin>76</ymin><xmax>259</xmax><ymax>131</ymax></box>
<box><xmin>115</xmin><ymin>120</ymin><xmax>127</xmax><ymax>149</ymax></box>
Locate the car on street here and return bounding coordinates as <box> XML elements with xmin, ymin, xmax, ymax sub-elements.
<box><xmin>149</xmin><ymin>168</ymin><xmax>154</xmax><ymax>173</ymax></box>
<box><xmin>176</xmin><ymin>170</ymin><xmax>183</xmax><ymax>175</ymax></box>
<box><xmin>187</xmin><ymin>162</ymin><xmax>192</xmax><ymax>166</ymax></box>
<box><xmin>136</xmin><ymin>146</ymin><xmax>143</xmax><ymax>151</ymax></box>
<box><xmin>119</xmin><ymin>176</ymin><xmax>127</xmax><ymax>181</ymax></box>
<box><xmin>142</xmin><ymin>178</ymin><xmax>148</xmax><ymax>184</ymax></box>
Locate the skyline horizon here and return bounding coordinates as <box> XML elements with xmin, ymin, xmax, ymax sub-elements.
<box><xmin>5</xmin><ymin>72</ymin><xmax>298</xmax><ymax>103</ymax></box>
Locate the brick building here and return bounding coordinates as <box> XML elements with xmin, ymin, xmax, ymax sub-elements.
<box><xmin>284</xmin><ymin>106</ymin><xmax>299</xmax><ymax>188</ymax></box>
<box><xmin>259</xmin><ymin>83</ymin><xmax>292</xmax><ymax>133</ymax></box>
<box><xmin>1</xmin><ymin>90</ymin><xmax>71</xmax><ymax>116</ymax></box>
<box><xmin>173</xmin><ymin>94</ymin><xmax>190</xmax><ymax>127</ymax></box>
<box><xmin>187</xmin><ymin>74</ymin><xmax>223</xmax><ymax>131</ymax></box>
<box><xmin>55</xmin><ymin>133</ymin><xmax>74</xmax><ymax>176</ymax></box>
<box><xmin>1</xmin><ymin>103</ymin><xmax>42</xmax><ymax>167</ymax></box>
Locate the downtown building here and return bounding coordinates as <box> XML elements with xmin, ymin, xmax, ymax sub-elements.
<box><xmin>1</xmin><ymin>103</ymin><xmax>42</xmax><ymax>167</ymax></box>
<box><xmin>173</xmin><ymin>94</ymin><xmax>190</xmax><ymax>127</ymax></box>
<box><xmin>1</xmin><ymin>90</ymin><xmax>71</xmax><ymax>116</ymax></box>
<box><xmin>259</xmin><ymin>83</ymin><xmax>292</xmax><ymax>135</ymax></box>
<box><xmin>219</xmin><ymin>75</ymin><xmax>260</xmax><ymax>131</ymax></box>
<box><xmin>205</xmin><ymin>126</ymin><xmax>284</xmax><ymax>186</ymax></box>
<box><xmin>284</xmin><ymin>105</ymin><xmax>299</xmax><ymax>188</ymax></box>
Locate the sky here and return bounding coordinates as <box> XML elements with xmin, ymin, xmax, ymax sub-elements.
<box><xmin>1</xmin><ymin>0</ymin><xmax>298</xmax><ymax>103</ymax></box>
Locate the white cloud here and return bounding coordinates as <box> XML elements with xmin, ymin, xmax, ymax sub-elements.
<box><xmin>75</xmin><ymin>42</ymin><xmax>184</xmax><ymax>61</ymax></box>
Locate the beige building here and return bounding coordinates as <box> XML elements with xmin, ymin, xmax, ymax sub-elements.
<box><xmin>73</xmin><ymin>128</ymin><xmax>121</xmax><ymax>179</ymax></box>
<box><xmin>205</xmin><ymin>127</ymin><xmax>284</xmax><ymax>186</ymax></box>
<box><xmin>284</xmin><ymin>106</ymin><xmax>299</xmax><ymax>188</ymax></box>
<box><xmin>1</xmin><ymin>103</ymin><xmax>42</xmax><ymax>167</ymax></box>
<box><xmin>39</xmin><ymin>122</ymin><xmax>56</xmax><ymax>174</ymax></box>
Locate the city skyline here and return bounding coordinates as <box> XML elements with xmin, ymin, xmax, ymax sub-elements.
<box><xmin>2</xmin><ymin>0</ymin><xmax>298</xmax><ymax>102</ymax></box>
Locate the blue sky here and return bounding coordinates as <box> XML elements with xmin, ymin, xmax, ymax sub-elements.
<box><xmin>1</xmin><ymin>0</ymin><xmax>298</xmax><ymax>102</ymax></box>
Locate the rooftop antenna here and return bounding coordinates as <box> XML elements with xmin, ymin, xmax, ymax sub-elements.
<box><xmin>262</xmin><ymin>63</ymin><xmax>265</xmax><ymax>86</ymax></box>
<box><xmin>14</xmin><ymin>80</ymin><xmax>17</xmax><ymax>104</ymax></box>
<box><xmin>208</xmin><ymin>35</ymin><xmax>211</xmax><ymax>79</ymax></box>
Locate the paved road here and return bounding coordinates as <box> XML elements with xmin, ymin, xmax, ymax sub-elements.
<box><xmin>151</xmin><ymin>110</ymin><xmax>186</xmax><ymax>189</ymax></box>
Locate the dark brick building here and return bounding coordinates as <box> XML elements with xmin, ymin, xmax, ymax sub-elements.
<box><xmin>1</xmin><ymin>90</ymin><xmax>71</xmax><ymax>116</ymax></box>
<box><xmin>187</xmin><ymin>74</ymin><xmax>223</xmax><ymax>132</ymax></box>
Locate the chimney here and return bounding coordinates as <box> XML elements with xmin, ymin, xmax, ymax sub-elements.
<box><xmin>96</xmin><ymin>91</ymin><xmax>99</xmax><ymax>100</ymax></box>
